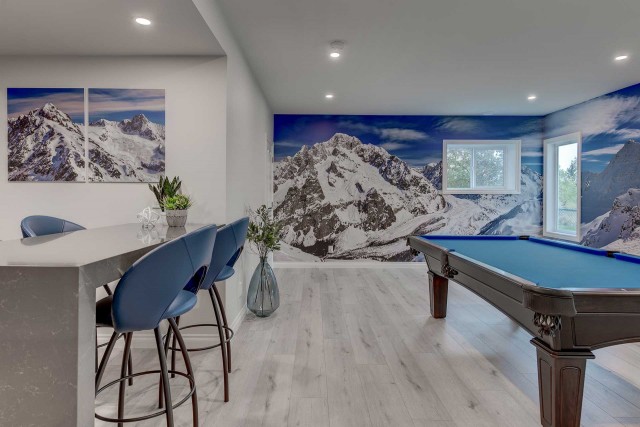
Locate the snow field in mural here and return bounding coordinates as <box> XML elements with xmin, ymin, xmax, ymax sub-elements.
<box><xmin>7</xmin><ymin>88</ymin><xmax>165</xmax><ymax>183</ymax></box>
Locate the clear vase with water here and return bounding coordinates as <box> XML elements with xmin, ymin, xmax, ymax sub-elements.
<box><xmin>247</xmin><ymin>257</ymin><xmax>280</xmax><ymax>317</ymax></box>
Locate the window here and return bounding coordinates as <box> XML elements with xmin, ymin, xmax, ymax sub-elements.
<box><xmin>543</xmin><ymin>132</ymin><xmax>581</xmax><ymax>241</ymax></box>
<box><xmin>442</xmin><ymin>140</ymin><xmax>521</xmax><ymax>194</ymax></box>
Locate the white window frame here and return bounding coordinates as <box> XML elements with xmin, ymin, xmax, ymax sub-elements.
<box><xmin>442</xmin><ymin>140</ymin><xmax>521</xmax><ymax>195</ymax></box>
<box><xmin>543</xmin><ymin>132</ymin><xmax>582</xmax><ymax>242</ymax></box>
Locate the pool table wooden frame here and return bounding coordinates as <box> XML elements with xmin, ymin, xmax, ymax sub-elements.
<box><xmin>408</xmin><ymin>235</ymin><xmax>640</xmax><ymax>427</ymax></box>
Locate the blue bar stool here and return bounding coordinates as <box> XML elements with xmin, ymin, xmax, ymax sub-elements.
<box><xmin>19</xmin><ymin>215</ymin><xmax>128</xmax><ymax>375</ymax></box>
<box><xmin>95</xmin><ymin>224</ymin><xmax>217</xmax><ymax>426</ymax></box>
<box><xmin>166</xmin><ymin>217</ymin><xmax>249</xmax><ymax>403</ymax></box>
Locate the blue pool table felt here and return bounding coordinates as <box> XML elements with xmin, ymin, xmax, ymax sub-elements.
<box><xmin>421</xmin><ymin>236</ymin><xmax>640</xmax><ymax>290</ymax></box>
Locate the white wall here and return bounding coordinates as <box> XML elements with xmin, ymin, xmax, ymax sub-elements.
<box><xmin>0</xmin><ymin>55</ymin><xmax>228</xmax><ymax>239</ymax></box>
<box><xmin>0</xmin><ymin>55</ymin><xmax>229</xmax><ymax>339</ymax></box>
<box><xmin>194</xmin><ymin>0</ymin><xmax>273</xmax><ymax>327</ymax></box>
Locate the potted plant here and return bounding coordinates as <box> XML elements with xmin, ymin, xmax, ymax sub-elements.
<box><xmin>149</xmin><ymin>176</ymin><xmax>182</xmax><ymax>212</ymax></box>
<box><xmin>246</xmin><ymin>205</ymin><xmax>283</xmax><ymax>317</ymax></box>
<box><xmin>162</xmin><ymin>194</ymin><xmax>193</xmax><ymax>227</ymax></box>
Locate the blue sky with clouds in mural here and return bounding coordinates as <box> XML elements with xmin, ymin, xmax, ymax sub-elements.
<box><xmin>545</xmin><ymin>83</ymin><xmax>640</xmax><ymax>173</ymax></box>
<box><xmin>89</xmin><ymin>89</ymin><xmax>165</xmax><ymax>125</ymax></box>
<box><xmin>8</xmin><ymin>88</ymin><xmax>84</xmax><ymax>123</ymax></box>
<box><xmin>275</xmin><ymin>114</ymin><xmax>543</xmax><ymax>173</ymax></box>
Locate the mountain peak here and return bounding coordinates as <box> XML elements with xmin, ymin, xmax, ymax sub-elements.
<box><xmin>36</xmin><ymin>102</ymin><xmax>74</xmax><ymax>124</ymax></box>
<box><xmin>118</xmin><ymin>113</ymin><xmax>163</xmax><ymax>140</ymax></box>
<box><xmin>326</xmin><ymin>133</ymin><xmax>363</xmax><ymax>149</ymax></box>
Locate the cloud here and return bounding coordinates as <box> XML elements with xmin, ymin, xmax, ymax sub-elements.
<box><xmin>89</xmin><ymin>89</ymin><xmax>165</xmax><ymax>114</ymax></box>
<box><xmin>521</xmin><ymin>150</ymin><xmax>543</xmax><ymax>157</ymax></box>
<box><xmin>338</xmin><ymin>120</ymin><xmax>428</xmax><ymax>143</ymax></box>
<box><xmin>582</xmin><ymin>143</ymin><xmax>625</xmax><ymax>157</ymax></box>
<box><xmin>379</xmin><ymin>142</ymin><xmax>411</xmax><ymax>150</ymax></box>
<box><xmin>275</xmin><ymin>140</ymin><xmax>304</xmax><ymax>148</ymax></box>
<box><xmin>378</xmin><ymin>128</ymin><xmax>428</xmax><ymax>141</ymax></box>
<box><xmin>8</xmin><ymin>91</ymin><xmax>84</xmax><ymax>119</ymax></box>
<box><xmin>546</xmin><ymin>95</ymin><xmax>640</xmax><ymax>139</ymax></box>
<box><xmin>435</xmin><ymin>117</ymin><xmax>484</xmax><ymax>133</ymax></box>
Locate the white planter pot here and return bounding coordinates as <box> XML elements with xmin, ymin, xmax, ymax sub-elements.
<box><xmin>165</xmin><ymin>209</ymin><xmax>188</xmax><ymax>227</ymax></box>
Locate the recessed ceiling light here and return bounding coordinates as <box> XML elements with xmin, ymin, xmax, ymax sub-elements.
<box><xmin>135</xmin><ymin>17</ymin><xmax>152</xmax><ymax>26</ymax></box>
<box><xmin>615</xmin><ymin>54</ymin><xmax>629</xmax><ymax>61</ymax></box>
<box><xmin>329</xmin><ymin>40</ymin><xmax>345</xmax><ymax>59</ymax></box>
<box><xmin>325</xmin><ymin>94</ymin><xmax>334</xmax><ymax>99</ymax></box>
<box><xmin>527</xmin><ymin>94</ymin><xmax>537</xmax><ymax>101</ymax></box>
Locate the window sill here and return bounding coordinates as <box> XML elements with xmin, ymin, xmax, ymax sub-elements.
<box><xmin>442</xmin><ymin>189</ymin><xmax>521</xmax><ymax>195</ymax></box>
<box><xmin>543</xmin><ymin>230</ymin><xmax>580</xmax><ymax>243</ymax></box>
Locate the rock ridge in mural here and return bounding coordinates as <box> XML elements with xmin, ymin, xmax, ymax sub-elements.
<box><xmin>274</xmin><ymin>132</ymin><xmax>542</xmax><ymax>261</ymax></box>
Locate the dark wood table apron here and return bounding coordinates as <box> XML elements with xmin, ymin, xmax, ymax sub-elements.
<box><xmin>0</xmin><ymin>223</ymin><xmax>214</xmax><ymax>427</ymax></box>
<box><xmin>408</xmin><ymin>236</ymin><xmax>640</xmax><ymax>427</ymax></box>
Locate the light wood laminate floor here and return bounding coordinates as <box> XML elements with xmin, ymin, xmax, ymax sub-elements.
<box><xmin>95</xmin><ymin>267</ymin><xmax>640</xmax><ymax>427</ymax></box>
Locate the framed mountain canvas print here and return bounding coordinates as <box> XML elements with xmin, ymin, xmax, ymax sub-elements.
<box><xmin>88</xmin><ymin>88</ymin><xmax>165</xmax><ymax>182</ymax></box>
<box><xmin>8</xmin><ymin>88</ymin><xmax>86</xmax><ymax>182</ymax></box>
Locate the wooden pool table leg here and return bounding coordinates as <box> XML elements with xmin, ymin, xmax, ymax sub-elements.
<box><xmin>531</xmin><ymin>338</ymin><xmax>594</xmax><ymax>427</ymax></box>
<box><xmin>428</xmin><ymin>272</ymin><xmax>448</xmax><ymax>318</ymax></box>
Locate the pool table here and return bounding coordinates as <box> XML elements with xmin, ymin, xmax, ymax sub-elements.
<box><xmin>408</xmin><ymin>234</ymin><xmax>640</xmax><ymax>427</ymax></box>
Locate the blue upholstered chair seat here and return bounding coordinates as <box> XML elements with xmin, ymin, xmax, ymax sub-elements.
<box><xmin>215</xmin><ymin>266</ymin><xmax>235</xmax><ymax>282</ymax></box>
<box><xmin>96</xmin><ymin>290</ymin><xmax>198</xmax><ymax>328</ymax></box>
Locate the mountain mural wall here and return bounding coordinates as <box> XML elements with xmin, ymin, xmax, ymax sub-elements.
<box><xmin>274</xmin><ymin>115</ymin><xmax>543</xmax><ymax>261</ymax></box>
<box><xmin>546</xmin><ymin>83</ymin><xmax>640</xmax><ymax>253</ymax></box>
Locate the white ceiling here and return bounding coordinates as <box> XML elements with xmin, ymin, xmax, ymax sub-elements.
<box><xmin>0</xmin><ymin>0</ymin><xmax>224</xmax><ymax>56</ymax></box>
<box><xmin>217</xmin><ymin>0</ymin><xmax>640</xmax><ymax>115</ymax></box>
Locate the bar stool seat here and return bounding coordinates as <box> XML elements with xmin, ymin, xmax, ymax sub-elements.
<box><xmin>96</xmin><ymin>290</ymin><xmax>198</xmax><ymax>328</ymax></box>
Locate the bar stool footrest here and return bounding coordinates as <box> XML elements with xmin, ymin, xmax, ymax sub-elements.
<box><xmin>95</xmin><ymin>369</ymin><xmax>195</xmax><ymax>423</ymax></box>
<box><xmin>165</xmin><ymin>323</ymin><xmax>235</xmax><ymax>352</ymax></box>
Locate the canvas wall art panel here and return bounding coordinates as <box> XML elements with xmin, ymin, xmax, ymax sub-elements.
<box><xmin>273</xmin><ymin>115</ymin><xmax>543</xmax><ymax>262</ymax></box>
<box><xmin>88</xmin><ymin>89</ymin><xmax>165</xmax><ymax>182</ymax></box>
<box><xmin>8</xmin><ymin>88</ymin><xmax>85</xmax><ymax>182</ymax></box>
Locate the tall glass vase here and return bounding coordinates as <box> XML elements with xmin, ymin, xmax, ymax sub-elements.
<box><xmin>247</xmin><ymin>257</ymin><xmax>280</xmax><ymax>317</ymax></box>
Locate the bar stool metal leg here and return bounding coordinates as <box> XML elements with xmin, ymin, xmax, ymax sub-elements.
<box><xmin>168</xmin><ymin>318</ymin><xmax>199</xmax><ymax>427</ymax></box>
<box><xmin>117</xmin><ymin>333</ymin><xmax>133</xmax><ymax>427</ymax></box>
<box><xmin>212</xmin><ymin>285</ymin><xmax>232</xmax><ymax>373</ymax></box>
<box><xmin>209</xmin><ymin>287</ymin><xmax>229</xmax><ymax>402</ymax></box>
<box><xmin>154</xmin><ymin>327</ymin><xmax>175</xmax><ymax>426</ymax></box>
<box><xmin>170</xmin><ymin>317</ymin><xmax>180</xmax><ymax>378</ymax></box>
<box><xmin>96</xmin><ymin>331</ymin><xmax>119</xmax><ymax>391</ymax></box>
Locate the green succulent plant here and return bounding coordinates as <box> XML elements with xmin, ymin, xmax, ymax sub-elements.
<box><xmin>247</xmin><ymin>205</ymin><xmax>284</xmax><ymax>259</ymax></box>
<box><xmin>149</xmin><ymin>176</ymin><xmax>182</xmax><ymax>211</ymax></box>
<box><xmin>162</xmin><ymin>194</ymin><xmax>193</xmax><ymax>211</ymax></box>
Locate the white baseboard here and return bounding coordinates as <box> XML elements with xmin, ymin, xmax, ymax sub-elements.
<box><xmin>97</xmin><ymin>306</ymin><xmax>249</xmax><ymax>350</ymax></box>
<box><xmin>273</xmin><ymin>261</ymin><xmax>423</xmax><ymax>268</ymax></box>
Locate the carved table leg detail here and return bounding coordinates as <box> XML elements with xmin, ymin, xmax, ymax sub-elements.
<box><xmin>531</xmin><ymin>338</ymin><xmax>594</xmax><ymax>427</ymax></box>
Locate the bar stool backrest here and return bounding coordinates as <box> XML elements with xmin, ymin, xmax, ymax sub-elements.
<box><xmin>201</xmin><ymin>217</ymin><xmax>249</xmax><ymax>289</ymax></box>
<box><xmin>21</xmin><ymin>215</ymin><xmax>85</xmax><ymax>238</ymax></box>
<box><xmin>112</xmin><ymin>225</ymin><xmax>217</xmax><ymax>333</ymax></box>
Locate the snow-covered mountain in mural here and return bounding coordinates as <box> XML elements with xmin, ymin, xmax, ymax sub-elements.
<box><xmin>8</xmin><ymin>103</ymin><xmax>85</xmax><ymax>182</ymax></box>
<box><xmin>87</xmin><ymin>114</ymin><xmax>165</xmax><ymax>182</ymax></box>
<box><xmin>582</xmin><ymin>140</ymin><xmax>640</xmax><ymax>222</ymax></box>
<box><xmin>274</xmin><ymin>133</ymin><xmax>542</xmax><ymax>261</ymax></box>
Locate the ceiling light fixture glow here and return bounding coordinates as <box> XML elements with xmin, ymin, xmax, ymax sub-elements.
<box><xmin>325</xmin><ymin>94</ymin><xmax>334</xmax><ymax>99</ymax></box>
<box><xmin>615</xmin><ymin>55</ymin><xmax>629</xmax><ymax>61</ymax></box>
<box><xmin>135</xmin><ymin>17</ymin><xmax>152</xmax><ymax>26</ymax></box>
<box><xmin>527</xmin><ymin>94</ymin><xmax>537</xmax><ymax>101</ymax></box>
<box><xmin>329</xmin><ymin>40</ymin><xmax>345</xmax><ymax>59</ymax></box>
